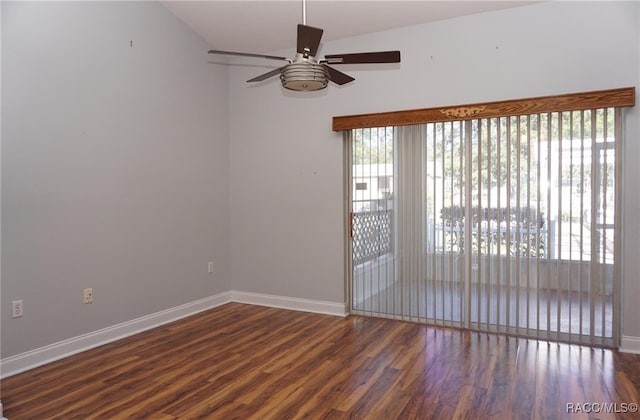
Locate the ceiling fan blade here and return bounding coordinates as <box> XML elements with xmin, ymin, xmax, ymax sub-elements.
<box><xmin>297</xmin><ymin>24</ymin><xmax>323</xmax><ymax>57</ymax></box>
<box><xmin>323</xmin><ymin>65</ymin><xmax>355</xmax><ymax>86</ymax></box>
<box><xmin>247</xmin><ymin>66</ymin><xmax>287</xmax><ymax>83</ymax></box>
<box><xmin>323</xmin><ymin>50</ymin><xmax>401</xmax><ymax>65</ymax></box>
<box><xmin>208</xmin><ymin>50</ymin><xmax>288</xmax><ymax>62</ymax></box>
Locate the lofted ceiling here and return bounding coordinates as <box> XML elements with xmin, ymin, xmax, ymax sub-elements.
<box><xmin>161</xmin><ymin>1</ymin><xmax>540</xmax><ymax>54</ymax></box>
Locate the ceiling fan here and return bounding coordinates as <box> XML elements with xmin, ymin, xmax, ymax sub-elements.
<box><xmin>208</xmin><ymin>0</ymin><xmax>401</xmax><ymax>92</ymax></box>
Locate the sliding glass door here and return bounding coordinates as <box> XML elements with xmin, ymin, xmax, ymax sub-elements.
<box><xmin>348</xmin><ymin>127</ymin><xmax>398</xmax><ymax>320</ymax></box>
<box><xmin>348</xmin><ymin>108</ymin><xmax>620</xmax><ymax>346</ymax></box>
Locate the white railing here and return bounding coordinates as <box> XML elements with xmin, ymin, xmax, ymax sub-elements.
<box><xmin>351</xmin><ymin>210</ymin><xmax>392</xmax><ymax>265</ymax></box>
<box><xmin>427</xmin><ymin>220</ymin><xmax>555</xmax><ymax>258</ymax></box>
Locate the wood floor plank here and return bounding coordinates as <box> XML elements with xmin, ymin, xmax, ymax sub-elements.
<box><xmin>2</xmin><ymin>302</ymin><xmax>639</xmax><ymax>419</ymax></box>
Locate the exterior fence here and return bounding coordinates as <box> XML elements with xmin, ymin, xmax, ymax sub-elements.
<box><xmin>427</xmin><ymin>220</ymin><xmax>555</xmax><ymax>259</ymax></box>
<box><xmin>352</xmin><ymin>207</ymin><xmax>555</xmax><ymax>266</ymax></box>
<box><xmin>352</xmin><ymin>210</ymin><xmax>392</xmax><ymax>266</ymax></box>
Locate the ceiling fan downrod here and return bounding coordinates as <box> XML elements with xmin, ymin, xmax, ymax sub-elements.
<box><xmin>302</xmin><ymin>0</ymin><xmax>307</xmax><ymax>26</ymax></box>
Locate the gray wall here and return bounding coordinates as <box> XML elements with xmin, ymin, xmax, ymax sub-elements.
<box><xmin>229</xmin><ymin>2</ymin><xmax>640</xmax><ymax>336</ymax></box>
<box><xmin>1</xmin><ymin>1</ymin><xmax>231</xmax><ymax>357</ymax></box>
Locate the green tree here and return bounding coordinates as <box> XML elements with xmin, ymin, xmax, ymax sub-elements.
<box><xmin>352</xmin><ymin>127</ymin><xmax>393</xmax><ymax>164</ymax></box>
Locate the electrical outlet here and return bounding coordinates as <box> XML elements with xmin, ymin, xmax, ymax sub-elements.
<box><xmin>208</xmin><ymin>261</ymin><xmax>214</xmax><ymax>273</ymax></box>
<box><xmin>12</xmin><ymin>300</ymin><xmax>23</xmax><ymax>318</ymax></box>
<box><xmin>84</xmin><ymin>288</ymin><xmax>93</xmax><ymax>304</ymax></box>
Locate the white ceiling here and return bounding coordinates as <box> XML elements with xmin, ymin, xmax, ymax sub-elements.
<box><xmin>161</xmin><ymin>1</ymin><xmax>539</xmax><ymax>54</ymax></box>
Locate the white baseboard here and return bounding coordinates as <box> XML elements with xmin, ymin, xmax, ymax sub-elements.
<box><xmin>0</xmin><ymin>292</ymin><xmax>233</xmax><ymax>378</ymax></box>
<box><xmin>620</xmin><ymin>335</ymin><xmax>640</xmax><ymax>354</ymax></box>
<box><xmin>0</xmin><ymin>291</ymin><xmax>347</xmax><ymax>378</ymax></box>
<box><xmin>230</xmin><ymin>290</ymin><xmax>348</xmax><ymax>317</ymax></box>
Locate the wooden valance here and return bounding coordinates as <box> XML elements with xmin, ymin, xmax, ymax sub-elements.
<box><xmin>332</xmin><ymin>87</ymin><xmax>635</xmax><ymax>131</ymax></box>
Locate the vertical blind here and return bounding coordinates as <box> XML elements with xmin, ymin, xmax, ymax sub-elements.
<box><xmin>347</xmin><ymin>101</ymin><xmax>628</xmax><ymax>346</ymax></box>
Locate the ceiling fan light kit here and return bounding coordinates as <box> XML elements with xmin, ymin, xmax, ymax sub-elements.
<box><xmin>208</xmin><ymin>0</ymin><xmax>400</xmax><ymax>92</ymax></box>
<box><xmin>281</xmin><ymin>61</ymin><xmax>329</xmax><ymax>91</ymax></box>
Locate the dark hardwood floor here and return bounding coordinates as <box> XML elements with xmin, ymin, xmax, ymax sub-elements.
<box><xmin>2</xmin><ymin>302</ymin><xmax>639</xmax><ymax>419</ymax></box>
